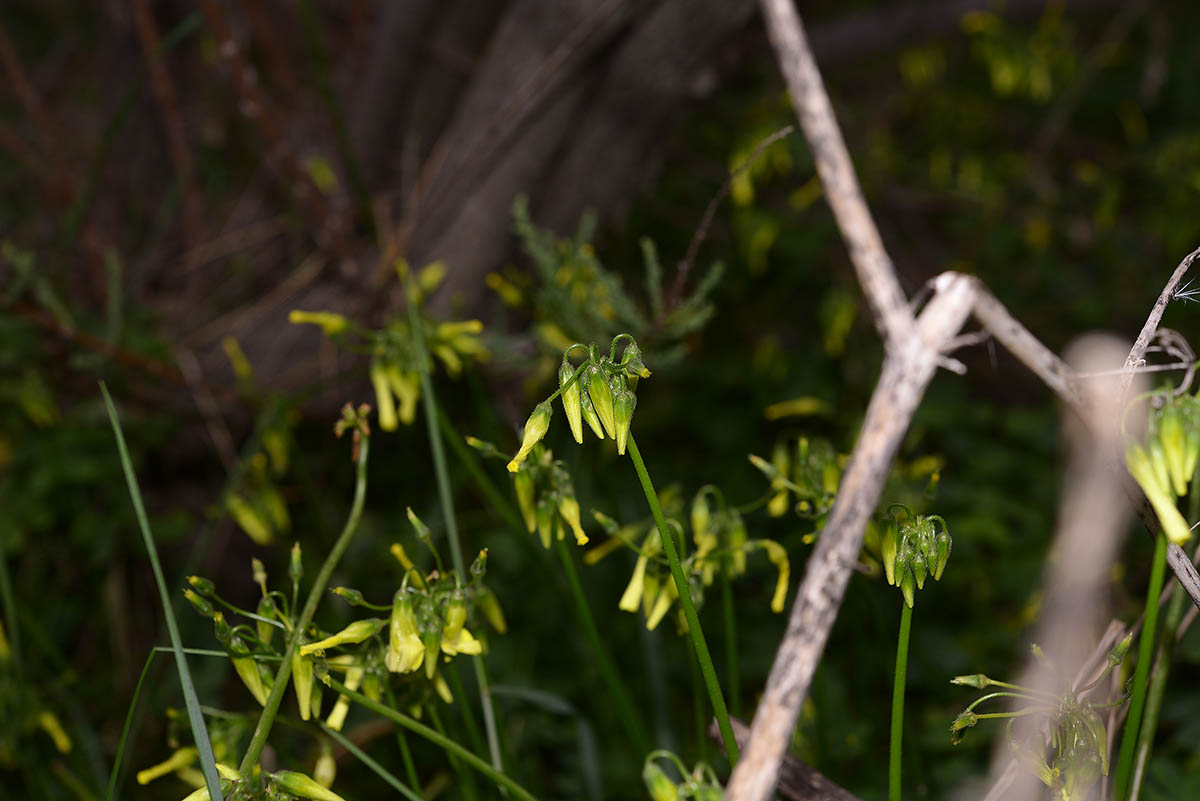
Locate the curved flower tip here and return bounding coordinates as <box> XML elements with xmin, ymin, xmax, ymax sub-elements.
<box><xmin>507</xmin><ymin>403</ymin><xmax>552</xmax><ymax>472</ymax></box>
<box><xmin>619</xmin><ymin>554</ymin><xmax>649</xmax><ymax>613</ymax></box>
<box><xmin>558</xmin><ymin>496</ymin><xmax>589</xmax><ymax>545</ymax></box>
<box><xmin>299</xmin><ymin>618</ymin><xmax>384</xmax><ymax>656</ymax></box>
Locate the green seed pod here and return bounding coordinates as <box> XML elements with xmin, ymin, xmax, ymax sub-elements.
<box><xmin>586</xmin><ymin>364</ymin><xmax>616</xmax><ymax>438</ymax></box>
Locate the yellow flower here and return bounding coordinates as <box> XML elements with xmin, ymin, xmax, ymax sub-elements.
<box><xmin>558</xmin><ymin>495</ymin><xmax>589</xmax><ymax>546</ymax></box>
<box><xmin>619</xmin><ymin>553</ymin><xmax>649</xmax><ymax>613</ymax></box>
<box><xmin>371</xmin><ymin>363</ymin><xmax>398</xmax><ymax>431</ymax></box>
<box><xmin>762</xmin><ymin>540</ymin><xmax>790</xmax><ymax>613</ymax></box>
<box><xmin>293</xmin><ymin>650</ymin><xmax>315</xmax><ymax>720</ymax></box>
<box><xmin>646</xmin><ymin>580</ymin><xmax>678</xmax><ymax>631</ymax></box>
<box><xmin>325</xmin><ymin>663</ymin><xmax>363</xmax><ymax>731</ymax></box>
<box><xmin>386</xmin><ymin>593</ymin><xmax>425</xmax><ymax>674</ymax></box>
<box><xmin>138</xmin><ymin>747</ymin><xmax>196</xmax><ymax>785</ymax></box>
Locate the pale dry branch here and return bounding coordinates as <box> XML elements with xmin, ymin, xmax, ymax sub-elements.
<box><xmin>725</xmin><ymin>273</ymin><xmax>975</xmax><ymax>801</ymax></box>
<box><xmin>1122</xmin><ymin>244</ymin><xmax>1200</xmax><ymax>392</ymax></box>
<box><xmin>710</xmin><ymin>718</ymin><xmax>864</xmax><ymax>801</ymax></box>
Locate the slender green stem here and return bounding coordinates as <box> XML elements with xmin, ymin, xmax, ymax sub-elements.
<box><xmin>721</xmin><ymin>563</ymin><xmax>740</xmax><ymax>719</ymax></box>
<box><xmin>435</xmin><ymin>393</ymin><xmax>650</xmax><ymax>757</ymax></box>
<box><xmin>330</xmin><ymin>679</ymin><xmax>539</xmax><ymax>801</ymax></box>
<box><xmin>555</xmin><ymin>538</ymin><xmax>653</xmax><ymax>756</ymax></box>
<box><xmin>1112</xmin><ymin>531</ymin><xmax>1168</xmax><ymax>800</ymax></box>
<box><xmin>889</xmin><ymin>601</ymin><xmax>913</xmax><ymax>801</ymax></box>
<box><xmin>385</xmin><ymin>685</ymin><xmax>423</xmax><ymax>797</ymax></box>
<box><xmin>405</xmin><ymin>286</ymin><xmax>504</xmax><ymax>774</ymax></box>
<box><xmin>1130</xmin><ymin>578</ymin><xmax>1188</xmax><ymax>801</ymax></box>
<box><xmin>101</xmin><ymin>383</ymin><xmax>223</xmax><ymax>801</ymax></box>
<box><xmin>626</xmin><ymin>434</ymin><xmax>738</xmax><ymax>764</ymax></box>
<box><xmin>321</xmin><ymin>723</ymin><xmax>423</xmax><ymax>801</ymax></box>
<box><xmin>429</xmin><ymin>704</ymin><xmax>478</xmax><ymax>801</ymax></box>
<box><xmin>238</xmin><ymin>436</ymin><xmax>370</xmax><ymax>774</ymax></box>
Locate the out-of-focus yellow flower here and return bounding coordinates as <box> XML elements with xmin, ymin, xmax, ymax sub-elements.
<box><xmin>138</xmin><ymin>748</ymin><xmax>197</xmax><ymax>785</ymax></box>
<box><xmin>288</xmin><ymin>310</ymin><xmax>349</xmax><ymax>337</ymax></box>
<box><xmin>325</xmin><ymin>663</ymin><xmax>364</xmax><ymax>731</ymax></box>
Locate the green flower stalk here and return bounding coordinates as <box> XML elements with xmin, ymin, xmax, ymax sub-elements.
<box><xmin>507</xmin><ymin>403</ymin><xmax>552</xmax><ymax>472</ymax></box>
<box><xmin>559</xmin><ymin>359</ymin><xmax>584</xmax><ymax>444</ymax></box>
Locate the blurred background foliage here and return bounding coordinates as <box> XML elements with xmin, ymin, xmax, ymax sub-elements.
<box><xmin>3</xmin><ymin>1</ymin><xmax>1200</xmax><ymax>799</ymax></box>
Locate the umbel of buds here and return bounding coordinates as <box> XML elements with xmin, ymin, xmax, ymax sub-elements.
<box><xmin>881</xmin><ymin>505</ymin><xmax>951</xmax><ymax>608</ymax></box>
<box><xmin>1125</xmin><ymin>392</ymin><xmax>1200</xmax><ymax>546</ymax></box>
<box><xmin>506</xmin><ymin>335</ymin><xmax>651</xmax><ymax>472</ymax></box>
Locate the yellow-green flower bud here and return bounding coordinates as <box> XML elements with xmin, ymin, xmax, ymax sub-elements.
<box><xmin>314</xmin><ymin>742</ymin><xmax>336</xmax><ymax>789</ymax></box>
<box><xmin>36</xmin><ymin>711</ymin><xmax>70</xmax><ymax>754</ymax></box>
<box><xmin>442</xmin><ymin>595</ymin><xmax>467</xmax><ymax>642</ymax></box>
<box><xmin>578</xmin><ymin>373</ymin><xmax>606</xmax><ymax>439</ymax></box>
<box><xmin>763</xmin><ymin>540</ymin><xmax>790</xmax><ymax>613</ymax></box>
<box><xmin>768</xmin><ymin>440</ymin><xmax>791</xmax><ymax>517</ymax></box>
<box><xmin>1149</xmin><ymin>438</ymin><xmax>1175</xmax><ymax>501</ymax></box>
<box><xmin>138</xmin><ymin>748</ymin><xmax>196</xmax><ymax>785</ymax></box>
<box><xmin>645</xmin><ymin>579</ymin><xmax>677</xmax><ymax>631</ymax></box>
<box><xmin>370</xmin><ymin>362</ymin><xmax>398</xmax><ymax>431</ymax></box>
<box><xmin>507</xmin><ymin>403</ymin><xmax>552</xmax><ymax>473</ymax></box>
<box><xmin>613</xmin><ymin>388</ymin><xmax>636</xmax><ymax>455</ymax></box>
<box><xmin>477</xmin><ymin>587</ymin><xmax>508</xmax><ymax>634</ymax></box>
<box><xmin>227</xmin><ymin>494</ymin><xmax>273</xmax><ymax>545</ymax></box>
<box><xmin>586</xmin><ymin>365</ymin><xmax>616</xmax><ymax>438</ymax></box>
<box><xmin>619</xmin><ymin>553</ymin><xmax>649</xmax><ymax>613</ymax></box>
<box><xmin>256</xmin><ymin>596</ymin><xmax>276</xmax><ymax>648</ymax></box>
<box><xmin>1127</xmin><ymin>440</ymin><xmax>1192</xmax><ymax>545</ymax></box>
<box><xmin>691</xmin><ymin>493</ymin><xmax>711</xmax><ymax>549</ymax></box>
<box><xmin>183</xmin><ymin>589</ymin><xmax>214</xmax><ymax>619</ymax></box>
<box><xmin>642</xmin><ymin>761</ymin><xmax>678</xmax><ymax>801</ymax></box>
<box><xmin>558</xmin><ymin>495</ymin><xmax>589</xmax><ymax>546</ymax></box>
<box><xmin>513</xmin><ymin>469</ymin><xmax>537</xmax><ymax>533</ymax></box>
<box><xmin>559</xmin><ymin>361</ymin><xmax>584</xmax><ymax>445</ymax></box>
<box><xmin>385</xmin><ymin>366</ymin><xmax>420</xmax><ymax>426</ymax></box>
<box><xmin>293</xmin><ymin>650</ymin><xmax>314</xmax><ymax>720</ymax></box>
<box><xmin>1159</xmin><ymin>404</ymin><xmax>1189</xmax><ymax>497</ymax></box>
<box><xmin>288</xmin><ymin>310</ymin><xmax>349</xmax><ymax>337</ymax></box>
<box><xmin>273</xmin><ymin>770</ymin><xmax>349</xmax><ymax>801</ymax></box>
<box><xmin>325</xmin><ymin>664</ymin><xmax>362</xmax><ymax>731</ymax></box>
<box><xmin>882</xmin><ymin>517</ymin><xmax>899</xmax><ymax>586</ymax></box>
<box><xmin>290</xmin><ymin>542</ymin><xmax>304</xmax><ymax>584</ymax></box>
<box><xmin>536</xmin><ymin>496</ymin><xmax>555</xmax><ymax>549</ymax></box>
<box><xmin>299</xmin><ymin>618</ymin><xmax>384</xmax><ymax>656</ymax></box>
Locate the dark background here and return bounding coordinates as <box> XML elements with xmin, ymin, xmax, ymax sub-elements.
<box><xmin>4</xmin><ymin>1</ymin><xmax>1200</xmax><ymax>799</ymax></box>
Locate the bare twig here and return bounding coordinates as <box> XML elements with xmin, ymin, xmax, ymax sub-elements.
<box><xmin>666</xmin><ymin>125</ymin><xmax>795</xmax><ymax>311</ymax></box>
<box><xmin>1121</xmin><ymin>245</ymin><xmax>1200</xmax><ymax>392</ymax></box>
<box><xmin>757</xmin><ymin>0</ymin><xmax>914</xmax><ymax>348</ymax></box>
<box><xmin>725</xmin><ymin>273</ymin><xmax>976</xmax><ymax>801</ymax></box>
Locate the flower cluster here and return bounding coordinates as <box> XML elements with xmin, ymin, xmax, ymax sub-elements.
<box><xmin>748</xmin><ymin>436</ymin><xmax>844</xmax><ymax>522</ymax></box>
<box><xmin>290</xmin><ymin>260</ymin><xmax>488</xmax><ymax>432</ymax></box>
<box><xmin>1125</xmin><ymin>390</ymin><xmax>1200</xmax><ymax>546</ymax></box>
<box><xmin>589</xmin><ymin>485</ymin><xmax>789</xmax><ymax>631</ymax></box>
<box><xmin>506</xmin><ymin>335</ymin><xmax>651</xmax><ymax>473</ymax></box>
<box><xmin>180</xmin><ymin>527</ymin><xmax>504</xmax><ymax>745</ymax></box>
<box><xmin>881</xmin><ymin>505</ymin><xmax>951</xmax><ymax>608</ymax></box>
<box><xmin>950</xmin><ymin>635</ymin><xmax>1131</xmax><ymax>801</ymax></box>
<box><xmin>642</xmin><ymin>750</ymin><xmax>724</xmax><ymax>801</ymax></box>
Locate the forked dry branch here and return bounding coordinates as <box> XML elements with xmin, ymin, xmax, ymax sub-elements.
<box><xmin>726</xmin><ymin>2</ymin><xmax>1200</xmax><ymax>799</ymax></box>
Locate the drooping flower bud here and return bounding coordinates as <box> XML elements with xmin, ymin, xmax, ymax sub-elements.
<box><xmin>578</xmin><ymin>373</ymin><xmax>607</xmax><ymax>439</ymax></box>
<box><xmin>293</xmin><ymin>649</ymin><xmax>315</xmax><ymax>720</ymax></box>
<box><xmin>507</xmin><ymin>403</ymin><xmax>552</xmax><ymax>473</ymax></box>
<box><xmin>613</xmin><ymin>388</ymin><xmax>636</xmax><ymax>455</ymax></box>
<box><xmin>370</xmin><ymin>362</ymin><xmax>397</xmax><ymax>431</ymax></box>
<box><xmin>513</xmin><ymin>469</ymin><xmax>537</xmax><ymax>533</ymax></box>
<box><xmin>642</xmin><ymin>761</ymin><xmax>678</xmax><ymax>801</ymax></box>
<box><xmin>1127</xmin><ymin>440</ymin><xmax>1192</xmax><ymax>545</ymax></box>
<box><xmin>559</xmin><ymin>360</ymin><xmax>584</xmax><ymax>445</ymax></box>
<box><xmin>558</xmin><ymin>494</ymin><xmax>589</xmax><ymax>546</ymax></box>
<box><xmin>273</xmin><ymin>770</ymin><xmax>349</xmax><ymax>801</ymax></box>
<box><xmin>585</xmin><ymin>365</ymin><xmax>616</xmax><ymax>438</ymax></box>
<box><xmin>1158</xmin><ymin>403</ymin><xmax>1189</xmax><ymax>497</ymax></box>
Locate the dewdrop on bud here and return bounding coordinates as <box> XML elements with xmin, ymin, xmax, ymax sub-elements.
<box><xmin>507</xmin><ymin>403</ymin><xmax>552</xmax><ymax>472</ymax></box>
<box><xmin>559</xmin><ymin>360</ymin><xmax>584</xmax><ymax>444</ymax></box>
